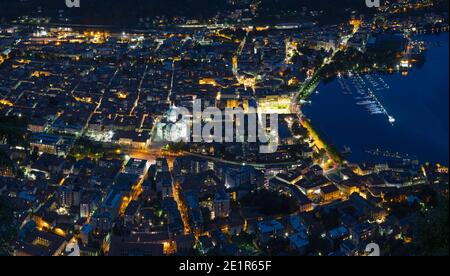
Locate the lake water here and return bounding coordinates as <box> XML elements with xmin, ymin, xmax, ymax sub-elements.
<box><xmin>303</xmin><ymin>33</ymin><xmax>449</xmax><ymax>165</ymax></box>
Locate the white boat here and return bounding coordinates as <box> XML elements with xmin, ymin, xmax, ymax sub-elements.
<box><xmin>357</xmin><ymin>100</ymin><xmax>373</xmax><ymax>105</ymax></box>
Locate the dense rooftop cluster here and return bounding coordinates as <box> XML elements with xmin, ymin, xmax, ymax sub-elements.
<box><xmin>0</xmin><ymin>0</ymin><xmax>448</xmax><ymax>256</ymax></box>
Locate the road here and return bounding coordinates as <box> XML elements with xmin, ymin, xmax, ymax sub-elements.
<box><xmin>167</xmin><ymin>59</ymin><xmax>177</xmax><ymax>104</ymax></box>
<box><xmin>130</xmin><ymin>65</ymin><xmax>148</xmax><ymax>115</ymax></box>
<box><xmin>289</xmin><ymin>28</ymin><xmax>358</xmax><ymax>170</ymax></box>
<box><xmin>183</xmin><ymin>151</ymin><xmax>302</xmax><ymax>169</ymax></box>
<box><xmin>294</xmin><ymin>32</ymin><xmax>355</xmax><ymax>105</ymax></box>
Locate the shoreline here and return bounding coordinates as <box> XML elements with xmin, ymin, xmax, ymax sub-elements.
<box><xmin>300</xmin><ymin>32</ymin><xmax>449</xmax><ymax>166</ymax></box>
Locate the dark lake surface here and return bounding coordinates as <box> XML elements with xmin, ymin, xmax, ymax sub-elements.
<box><xmin>303</xmin><ymin>33</ymin><xmax>449</xmax><ymax>165</ymax></box>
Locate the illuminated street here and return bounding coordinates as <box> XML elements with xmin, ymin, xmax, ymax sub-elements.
<box><xmin>0</xmin><ymin>0</ymin><xmax>448</xmax><ymax>258</ymax></box>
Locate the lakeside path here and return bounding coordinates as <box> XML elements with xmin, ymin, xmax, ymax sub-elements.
<box><xmin>290</xmin><ymin>28</ymin><xmax>359</xmax><ymax>167</ymax></box>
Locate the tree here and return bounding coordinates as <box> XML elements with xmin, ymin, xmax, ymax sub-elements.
<box><xmin>0</xmin><ymin>197</ymin><xmax>15</xmax><ymax>256</ymax></box>
<box><xmin>166</xmin><ymin>142</ymin><xmax>186</xmax><ymax>153</ymax></box>
<box><xmin>412</xmin><ymin>196</ymin><xmax>449</xmax><ymax>256</ymax></box>
<box><xmin>313</xmin><ymin>148</ymin><xmax>327</xmax><ymax>161</ymax></box>
<box><xmin>0</xmin><ymin>116</ymin><xmax>29</xmax><ymax>148</ymax></box>
<box><xmin>0</xmin><ymin>150</ymin><xmax>12</xmax><ymax>167</ymax></box>
<box><xmin>291</xmin><ymin>120</ymin><xmax>308</xmax><ymax>138</ymax></box>
<box><xmin>0</xmin><ymin>150</ymin><xmax>16</xmax><ymax>177</ymax></box>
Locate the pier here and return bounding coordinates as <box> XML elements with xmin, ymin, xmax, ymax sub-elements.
<box><xmin>347</xmin><ymin>73</ymin><xmax>396</xmax><ymax>125</ymax></box>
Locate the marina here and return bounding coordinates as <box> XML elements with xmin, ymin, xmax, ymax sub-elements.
<box><xmin>303</xmin><ymin>33</ymin><xmax>449</xmax><ymax>165</ymax></box>
<box><xmin>339</xmin><ymin>73</ymin><xmax>395</xmax><ymax>125</ymax></box>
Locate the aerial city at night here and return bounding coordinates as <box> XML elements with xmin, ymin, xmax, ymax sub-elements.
<box><xmin>0</xmin><ymin>0</ymin><xmax>448</xmax><ymax>258</ymax></box>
